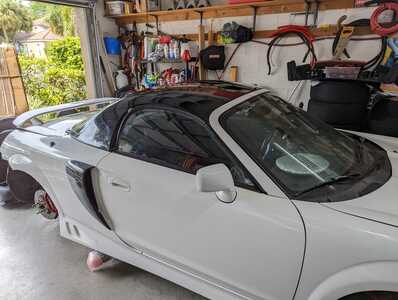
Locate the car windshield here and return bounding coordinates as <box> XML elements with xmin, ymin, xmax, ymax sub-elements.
<box><xmin>221</xmin><ymin>92</ymin><xmax>390</xmax><ymax>200</ymax></box>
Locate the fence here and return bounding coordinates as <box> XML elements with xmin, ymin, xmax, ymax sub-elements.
<box><xmin>0</xmin><ymin>46</ymin><xmax>28</xmax><ymax>117</ymax></box>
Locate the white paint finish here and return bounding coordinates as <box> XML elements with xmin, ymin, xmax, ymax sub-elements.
<box><xmin>323</xmin><ymin>176</ymin><xmax>398</xmax><ymax>227</ymax></box>
<box><xmin>97</xmin><ymin>151</ymin><xmax>305</xmax><ymax>300</ymax></box>
<box><xmin>4</xmin><ymin>95</ymin><xmax>398</xmax><ymax>300</ymax></box>
<box><xmin>293</xmin><ymin>200</ymin><xmax>398</xmax><ymax>300</ymax></box>
<box><xmin>13</xmin><ymin>97</ymin><xmax>118</xmax><ymax>127</ymax></box>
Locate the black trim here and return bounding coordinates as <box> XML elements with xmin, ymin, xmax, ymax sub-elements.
<box><xmin>113</xmin><ymin>105</ymin><xmax>263</xmax><ymax>193</ymax></box>
<box><xmin>66</xmin><ymin>160</ymin><xmax>111</xmax><ymax>229</ymax></box>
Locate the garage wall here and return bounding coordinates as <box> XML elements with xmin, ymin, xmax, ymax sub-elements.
<box><xmin>137</xmin><ymin>6</ymin><xmax>377</xmax><ymax>106</ymax></box>
<box><xmin>92</xmin><ymin>2</ymin><xmax>378</xmax><ymax>105</ymax></box>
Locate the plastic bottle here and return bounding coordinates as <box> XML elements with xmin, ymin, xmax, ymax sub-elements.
<box><xmin>116</xmin><ymin>70</ymin><xmax>129</xmax><ymax>89</ymax></box>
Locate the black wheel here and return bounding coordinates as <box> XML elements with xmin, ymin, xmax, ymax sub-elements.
<box><xmin>7</xmin><ymin>170</ymin><xmax>41</xmax><ymax>203</ymax></box>
<box><xmin>307</xmin><ymin>99</ymin><xmax>366</xmax><ymax>128</ymax></box>
<box><xmin>311</xmin><ymin>81</ymin><xmax>371</xmax><ymax>104</ymax></box>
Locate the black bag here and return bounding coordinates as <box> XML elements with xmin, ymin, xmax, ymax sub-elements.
<box><xmin>236</xmin><ymin>25</ymin><xmax>253</xmax><ymax>43</ymax></box>
<box><xmin>199</xmin><ymin>45</ymin><xmax>225</xmax><ymax>70</ymax></box>
<box><xmin>221</xmin><ymin>22</ymin><xmax>253</xmax><ymax>44</ymax></box>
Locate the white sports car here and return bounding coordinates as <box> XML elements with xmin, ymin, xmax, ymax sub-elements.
<box><xmin>2</xmin><ymin>81</ymin><xmax>398</xmax><ymax>300</ymax></box>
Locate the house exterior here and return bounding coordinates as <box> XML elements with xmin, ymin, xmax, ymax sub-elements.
<box><xmin>14</xmin><ymin>20</ymin><xmax>61</xmax><ymax>58</ymax></box>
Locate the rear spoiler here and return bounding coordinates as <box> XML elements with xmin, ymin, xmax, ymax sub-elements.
<box><xmin>13</xmin><ymin>97</ymin><xmax>119</xmax><ymax>128</ymax></box>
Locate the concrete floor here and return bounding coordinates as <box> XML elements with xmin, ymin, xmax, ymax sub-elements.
<box><xmin>0</xmin><ymin>203</ymin><xmax>206</xmax><ymax>300</ymax></box>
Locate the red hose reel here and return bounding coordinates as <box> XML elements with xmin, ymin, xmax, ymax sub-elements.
<box><xmin>370</xmin><ymin>2</ymin><xmax>398</xmax><ymax>36</ymax></box>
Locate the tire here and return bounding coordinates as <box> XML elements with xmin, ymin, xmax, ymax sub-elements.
<box><xmin>0</xmin><ymin>118</ymin><xmax>15</xmax><ymax>184</ymax></box>
<box><xmin>367</xmin><ymin>99</ymin><xmax>398</xmax><ymax>137</ymax></box>
<box><xmin>368</xmin><ymin>119</ymin><xmax>398</xmax><ymax>137</ymax></box>
<box><xmin>0</xmin><ymin>117</ymin><xmax>16</xmax><ymax>132</ymax></box>
<box><xmin>7</xmin><ymin>170</ymin><xmax>41</xmax><ymax>203</ymax></box>
<box><xmin>341</xmin><ymin>291</ymin><xmax>398</xmax><ymax>300</ymax></box>
<box><xmin>307</xmin><ymin>99</ymin><xmax>366</xmax><ymax>127</ymax></box>
<box><xmin>311</xmin><ymin>81</ymin><xmax>370</xmax><ymax>104</ymax></box>
<box><xmin>0</xmin><ymin>160</ymin><xmax>7</xmax><ymax>183</ymax></box>
<box><xmin>371</xmin><ymin>99</ymin><xmax>398</xmax><ymax>119</ymax></box>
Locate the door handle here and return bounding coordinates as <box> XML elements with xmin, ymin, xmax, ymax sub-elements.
<box><xmin>108</xmin><ymin>177</ymin><xmax>130</xmax><ymax>191</ymax></box>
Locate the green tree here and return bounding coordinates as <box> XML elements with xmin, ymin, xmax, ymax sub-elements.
<box><xmin>19</xmin><ymin>37</ymin><xmax>86</xmax><ymax>109</ymax></box>
<box><xmin>29</xmin><ymin>2</ymin><xmax>48</xmax><ymax>19</ymax></box>
<box><xmin>0</xmin><ymin>0</ymin><xmax>32</xmax><ymax>43</ymax></box>
<box><xmin>46</xmin><ymin>5</ymin><xmax>75</xmax><ymax>37</ymax></box>
<box><xmin>47</xmin><ymin>37</ymin><xmax>83</xmax><ymax>69</ymax></box>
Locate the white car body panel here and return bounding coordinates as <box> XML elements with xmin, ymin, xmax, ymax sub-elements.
<box><xmin>2</xmin><ymin>91</ymin><xmax>398</xmax><ymax>300</ymax></box>
<box><xmin>293</xmin><ymin>200</ymin><xmax>398</xmax><ymax>300</ymax></box>
<box><xmin>97</xmin><ymin>152</ymin><xmax>305</xmax><ymax>300</ymax></box>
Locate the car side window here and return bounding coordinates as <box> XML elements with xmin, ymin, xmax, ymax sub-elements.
<box><xmin>117</xmin><ymin>109</ymin><xmax>256</xmax><ymax>190</ymax></box>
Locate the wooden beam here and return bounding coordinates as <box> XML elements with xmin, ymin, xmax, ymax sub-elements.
<box><xmin>111</xmin><ymin>0</ymin><xmax>355</xmax><ymax>25</ymax></box>
<box><xmin>159</xmin><ymin>24</ymin><xmax>377</xmax><ymax>41</ymax></box>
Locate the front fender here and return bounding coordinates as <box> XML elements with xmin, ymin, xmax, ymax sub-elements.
<box><xmin>308</xmin><ymin>261</ymin><xmax>398</xmax><ymax>300</ymax></box>
<box><xmin>7</xmin><ymin>153</ymin><xmax>63</xmax><ymax>215</ymax></box>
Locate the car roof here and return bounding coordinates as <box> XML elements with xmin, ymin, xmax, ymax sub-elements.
<box><xmin>122</xmin><ymin>81</ymin><xmax>256</xmax><ymax>120</ymax></box>
<box><xmin>80</xmin><ymin>82</ymin><xmax>257</xmax><ymax>151</ymax></box>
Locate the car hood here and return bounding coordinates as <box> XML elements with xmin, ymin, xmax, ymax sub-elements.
<box><xmin>324</xmin><ymin>133</ymin><xmax>398</xmax><ymax>227</ymax></box>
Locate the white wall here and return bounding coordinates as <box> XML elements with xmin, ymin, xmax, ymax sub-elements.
<box><xmin>135</xmin><ymin>6</ymin><xmax>379</xmax><ymax>106</ymax></box>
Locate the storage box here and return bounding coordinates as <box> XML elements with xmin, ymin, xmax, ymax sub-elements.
<box><xmin>106</xmin><ymin>1</ymin><xmax>125</xmax><ymax>16</ymax></box>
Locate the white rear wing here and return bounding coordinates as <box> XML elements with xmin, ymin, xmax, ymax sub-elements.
<box><xmin>13</xmin><ymin>98</ymin><xmax>119</xmax><ymax>128</ymax></box>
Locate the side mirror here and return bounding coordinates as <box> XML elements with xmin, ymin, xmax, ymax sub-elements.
<box><xmin>196</xmin><ymin>164</ymin><xmax>237</xmax><ymax>203</ymax></box>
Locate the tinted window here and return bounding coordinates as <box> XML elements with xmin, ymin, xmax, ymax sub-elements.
<box><xmin>118</xmin><ymin>109</ymin><xmax>255</xmax><ymax>189</ymax></box>
<box><xmin>71</xmin><ymin>100</ymin><xmax>128</xmax><ymax>150</ymax></box>
<box><xmin>222</xmin><ymin>92</ymin><xmax>391</xmax><ymax>201</ymax></box>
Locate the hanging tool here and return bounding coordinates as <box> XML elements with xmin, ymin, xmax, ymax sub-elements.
<box><xmin>366</xmin><ymin>0</ymin><xmax>398</xmax><ymax>36</ymax></box>
<box><xmin>333</xmin><ymin>26</ymin><xmax>355</xmax><ymax>59</ymax></box>
<box><xmin>304</xmin><ymin>0</ymin><xmax>320</xmax><ymax>27</ymax></box>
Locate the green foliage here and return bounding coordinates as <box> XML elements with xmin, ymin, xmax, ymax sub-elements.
<box><xmin>29</xmin><ymin>2</ymin><xmax>48</xmax><ymax>20</ymax></box>
<box><xmin>44</xmin><ymin>5</ymin><xmax>75</xmax><ymax>37</ymax></box>
<box><xmin>46</xmin><ymin>37</ymin><xmax>84</xmax><ymax>69</ymax></box>
<box><xmin>19</xmin><ymin>37</ymin><xmax>87</xmax><ymax>109</ymax></box>
<box><xmin>0</xmin><ymin>0</ymin><xmax>32</xmax><ymax>43</ymax></box>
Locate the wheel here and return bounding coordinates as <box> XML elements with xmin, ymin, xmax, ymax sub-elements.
<box><xmin>311</xmin><ymin>81</ymin><xmax>371</xmax><ymax>104</ymax></box>
<box><xmin>33</xmin><ymin>190</ymin><xmax>58</xmax><ymax>220</ymax></box>
<box><xmin>307</xmin><ymin>99</ymin><xmax>366</xmax><ymax>128</ymax></box>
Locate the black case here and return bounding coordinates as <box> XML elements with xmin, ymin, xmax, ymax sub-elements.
<box><xmin>199</xmin><ymin>46</ymin><xmax>225</xmax><ymax>70</ymax></box>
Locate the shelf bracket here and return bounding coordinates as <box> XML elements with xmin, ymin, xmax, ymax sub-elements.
<box><xmin>304</xmin><ymin>0</ymin><xmax>320</xmax><ymax>27</ymax></box>
<box><xmin>150</xmin><ymin>14</ymin><xmax>160</xmax><ymax>35</ymax></box>
<box><xmin>251</xmin><ymin>6</ymin><xmax>258</xmax><ymax>32</ymax></box>
<box><xmin>194</xmin><ymin>10</ymin><xmax>204</xmax><ymax>25</ymax></box>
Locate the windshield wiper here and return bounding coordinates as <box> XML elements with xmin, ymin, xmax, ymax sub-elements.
<box><xmin>294</xmin><ymin>173</ymin><xmax>362</xmax><ymax>198</ymax></box>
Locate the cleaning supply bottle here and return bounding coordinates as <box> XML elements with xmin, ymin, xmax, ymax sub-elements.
<box><xmin>116</xmin><ymin>70</ymin><xmax>129</xmax><ymax>89</ymax></box>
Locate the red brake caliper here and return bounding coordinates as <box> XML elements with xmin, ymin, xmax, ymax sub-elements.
<box><xmin>44</xmin><ymin>193</ymin><xmax>58</xmax><ymax>215</ymax></box>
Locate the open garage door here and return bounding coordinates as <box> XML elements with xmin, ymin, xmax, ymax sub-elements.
<box><xmin>32</xmin><ymin>0</ymin><xmax>95</xmax><ymax>9</ymax></box>
<box><xmin>29</xmin><ymin>0</ymin><xmax>104</xmax><ymax>97</ymax></box>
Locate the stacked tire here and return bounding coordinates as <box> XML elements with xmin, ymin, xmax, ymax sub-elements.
<box><xmin>307</xmin><ymin>81</ymin><xmax>371</xmax><ymax>131</ymax></box>
<box><xmin>368</xmin><ymin>99</ymin><xmax>398</xmax><ymax>137</ymax></box>
<box><xmin>0</xmin><ymin>117</ymin><xmax>15</xmax><ymax>183</ymax></box>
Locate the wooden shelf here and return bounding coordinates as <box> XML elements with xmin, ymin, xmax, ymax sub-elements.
<box><xmin>109</xmin><ymin>0</ymin><xmax>355</xmax><ymax>25</ymax></box>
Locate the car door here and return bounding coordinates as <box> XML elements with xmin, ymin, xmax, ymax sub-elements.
<box><xmin>96</xmin><ymin>107</ymin><xmax>305</xmax><ymax>300</ymax></box>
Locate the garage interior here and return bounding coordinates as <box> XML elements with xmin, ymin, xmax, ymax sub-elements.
<box><xmin>2</xmin><ymin>0</ymin><xmax>398</xmax><ymax>299</ymax></box>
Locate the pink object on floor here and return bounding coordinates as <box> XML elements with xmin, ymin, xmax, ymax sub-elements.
<box><xmin>86</xmin><ymin>250</ymin><xmax>112</xmax><ymax>272</ymax></box>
